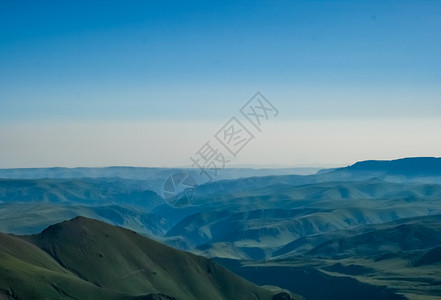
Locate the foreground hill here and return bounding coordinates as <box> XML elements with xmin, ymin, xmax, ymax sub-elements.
<box><xmin>0</xmin><ymin>217</ymin><xmax>298</xmax><ymax>300</ymax></box>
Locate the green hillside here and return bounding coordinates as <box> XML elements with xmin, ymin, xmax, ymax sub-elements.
<box><xmin>0</xmin><ymin>217</ymin><xmax>299</xmax><ymax>300</ymax></box>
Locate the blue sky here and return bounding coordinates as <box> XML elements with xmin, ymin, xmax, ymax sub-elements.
<box><xmin>1</xmin><ymin>1</ymin><xmax>440</xmax><ymax>167</ymax></box>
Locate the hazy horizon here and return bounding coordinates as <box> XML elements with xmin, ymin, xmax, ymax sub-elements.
<box><xmin>1</xmin><ymin>1</ymin><xmax>440</xmax><ymax>168</ymax></box>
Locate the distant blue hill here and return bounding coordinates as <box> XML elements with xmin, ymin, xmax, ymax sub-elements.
<box><xmin>334</xmin><ymin>157</ymin><xmax>441</xmax><ymax>177</ymax></box>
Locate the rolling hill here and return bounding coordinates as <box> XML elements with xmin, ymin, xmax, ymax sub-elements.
<box><xmin>0</xmin><ymin>217</ymin><xmax>299</xmax><ymax>300</ymax></box>
<box><xmin>216</xmin><ymin>214</ymin><xmax>441</xmax><ymax>300</ymax></box>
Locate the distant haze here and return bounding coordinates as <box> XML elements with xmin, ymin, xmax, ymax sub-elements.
<box><xmin>1</xmin><ymin>1</ymin><xmax>440</xmax><ymax>167</ymax></box>
<box><xmin>1</xmin><ymin>119</ymin><xmax>440</xmax><ymax>168</ymax></box>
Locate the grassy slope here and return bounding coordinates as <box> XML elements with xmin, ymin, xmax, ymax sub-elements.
<box><xmin>0</xmin><ymin>232</ymin><xmax>121</xmax><ymax>300</ymax></box>
<box><xmin>0</xmin><ymin>217</ymin><xmax>286</xmax><ymax>300</ymax></box>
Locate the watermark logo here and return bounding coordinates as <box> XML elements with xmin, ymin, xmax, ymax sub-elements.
<box><xmin>215</xmin><ymin>117</ymin><xmax>254</xmax><ymax>157</ymax></box>
<box><xmin>164</xmin><ymin>92</ymin><xmax>278</xmax><ymax>207</ymax></box>
<box><xmin>240</xmin><ymin>92</ymin><xmax>279</xmax><ymax>131</ymax></box>
<box><xmin>190</xmin><ymin>92</ymin><xmax>278</xmax><ymax>182</ymax></box>
<box><xmin>162</xmin><ymin>172</ymin><xmax>198</xmax><ymax>207</ymax></box>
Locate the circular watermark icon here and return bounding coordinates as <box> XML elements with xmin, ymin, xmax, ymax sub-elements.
<box><xmin>162</xmin><ymin>172</ymin><xmax>198</xmax><ymax>207</ymax></box>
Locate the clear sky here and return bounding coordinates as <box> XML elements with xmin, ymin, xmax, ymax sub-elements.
<box><xmin>1</xmin><ymin>0</ymin><xmax>440</xmax><ymax>168</ymax></box>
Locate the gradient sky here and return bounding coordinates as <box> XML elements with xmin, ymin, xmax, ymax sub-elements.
<box><xmin>1</xmin><ymin>1</ymin><xmax>440</xmax><ymax>168</ymax></box>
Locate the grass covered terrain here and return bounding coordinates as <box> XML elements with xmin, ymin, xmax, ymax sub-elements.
<box><xmin>0</xmin><ymin>217</ymin><xmax>299</xmax><ymax>300</ymax></box>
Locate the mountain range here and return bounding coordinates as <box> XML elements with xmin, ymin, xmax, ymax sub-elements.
<box><xmin>1</xmin><ymin>157</ymin><xmax>441</xmax><ymax>299</ymax></box>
